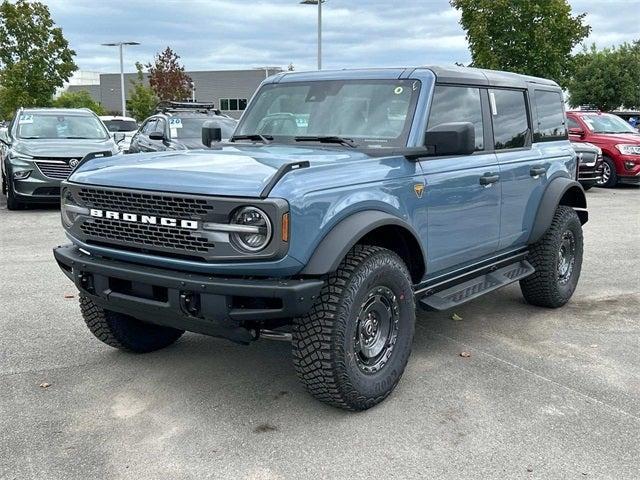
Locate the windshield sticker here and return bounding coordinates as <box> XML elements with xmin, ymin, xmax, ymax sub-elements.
<box><xmin>20</xmin><ymin>114</ymin><xmax>33</xmax><ymax>124</ymax></box>
<box><xmin>169</xmin><ymin>118</ymin><xmax>183</xmax><ymax>128</ymax></box>
<box><xmin>170</xmin><ymin>128</ymin><xmax>179</xmax><ymax>137</ymax></box>
<box><xmin>394</xmin><ymin>86</ymin><xmax>404</xmax><ymax>95</ymax></box>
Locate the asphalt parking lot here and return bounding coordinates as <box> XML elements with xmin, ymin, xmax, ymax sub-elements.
<box><xmin>1</xmin><ymin>186</ymin><xmax>639</xmax><ymax>480</ymax></box>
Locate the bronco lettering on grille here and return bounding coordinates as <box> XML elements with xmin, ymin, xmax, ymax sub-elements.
<box><xmin>89</xmin><ymin>209</ymin><xmax>199</xmax><ymax>229</ymax></box>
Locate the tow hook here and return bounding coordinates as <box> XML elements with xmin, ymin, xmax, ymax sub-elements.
<box><xmin>179</xmin><ymin>291</ymin><xmax>201</xmax><ymax>317</ymax></box>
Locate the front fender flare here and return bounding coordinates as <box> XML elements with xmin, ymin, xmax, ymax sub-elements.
<box><xmin>528</xmin><ymin>177</ymin><xmax>587</xmax><ymax>244</ymax></box>
<box><xmin>300</xmin><ymin>210</ymin><xmax>425</xmax><ymax>276</ymax></box>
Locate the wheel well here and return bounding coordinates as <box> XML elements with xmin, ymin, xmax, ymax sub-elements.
<box><xmin>559</xmin><ymin>185</ymin><xmax>587</xmax><ymax>224</ymax></box>
<box><xmin>358</xmin><ymin>225</ymin><xmax>425</xmax><ymax>284</ymax></box>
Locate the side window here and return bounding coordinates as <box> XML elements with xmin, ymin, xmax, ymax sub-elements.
<box><xmin>567</xmin><ymin>117</ymin><xmax>581</xmax><ymax>130</ymax></box>
<box><xmin>533</xmin><ymin>90</ymin><xmax>567</xmax><ymax>141</ymax></box>
<box><xmin>427</xmin><ymin>85</ymin><xmax>484</xmax><ymax>150</ymax></box>
<box><xmin>154</xmin><ymin>118</ymin><xmax>166</xmax><ymax>135</ymax></box>
<box><xmin>490</xmin><ymin>89</ymin><xmax>529</xmax><ymax>150</ymax></box>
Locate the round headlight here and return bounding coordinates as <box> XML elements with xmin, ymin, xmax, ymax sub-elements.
<box><xmin>230</xmin><ymin>206</ymin><xmax>272</xmax><ymax>252</ymax></box>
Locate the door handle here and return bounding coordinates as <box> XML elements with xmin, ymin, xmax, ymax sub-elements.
<box><xmin>479</xmin><ymin>174</ymin><xmax>500</xmax><ymax>186</ymax></box>
<box><xmin>530</xmin><ymin>166</ymin><xmax>547</xmax><ymax>177</ymax></box>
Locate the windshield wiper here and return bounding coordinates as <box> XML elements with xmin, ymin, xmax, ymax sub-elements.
<box><xmin>230</xmin><ymin>134</ymin><xmax>273</xmax><ymax>144</ymax></box>
<box><xmin>294</xmin><ymin>135</ymin><xmax>358</xmax><ymax>148</ymax></box>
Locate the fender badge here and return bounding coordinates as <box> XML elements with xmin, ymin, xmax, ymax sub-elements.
<box><xmin>414</xmin><ymin>183</ymin><xmax>425</xmax><ymax>198</ymax></box>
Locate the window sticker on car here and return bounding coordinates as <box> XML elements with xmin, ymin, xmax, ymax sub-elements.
<box><xmin>394</xmin><ymin>86</ymin><xmax>404</xmax><ymax>95</ymax></box>
<box><xmin>169</xmin><ymin>118</ymin><xmax>183</xmax><ymax>128</ymax></box>
<box><xmin>20</xmin><ymin>114</ymin><xmax>33</xmax><ymax>124</ymax></box>
<box><xmin>170</xmin><ymin>128</ymin><xmax>178</xmax><ymax>137</ymax></box>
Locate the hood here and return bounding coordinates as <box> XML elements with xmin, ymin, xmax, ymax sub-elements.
<box><xmin>69</xmin><ymin>144</ymin><xmax>374</xmax><ymax>197</ymax></box>
<box><xmin>586</xmin><ymin>132</ymin><xmax>640</xmax><ymax>145</ymax></box>
<box><xmin>14</xmin><ymin>138</ymin><xmax>117</xmax><ymax>158</ymax></box>
<box><xmin>178</xmin><ymin>137</ymin><xmax>209</xmax><ymax>150</ymax></box>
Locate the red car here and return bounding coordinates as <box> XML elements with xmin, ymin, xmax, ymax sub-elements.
<box><xmin>566</xmin><ymin>110</ymin><xmax>640</xmax><ymax>187</ymax></box>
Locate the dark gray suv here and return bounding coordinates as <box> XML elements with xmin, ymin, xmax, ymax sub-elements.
<box><xmin>0</xmin><ymin>108</ymin><xmax>121</xmax><ymax>210</ymax></box>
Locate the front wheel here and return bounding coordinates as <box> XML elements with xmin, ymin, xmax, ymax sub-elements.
<box><xmin>520</xmin><ymin>206</ymin><xmax>583</xmax><ymax>308</ymax></box>
<box><xmin>597</xmin><ymin>156</ymin><xmax>617</xmax><ymax>188</ymax></box>
<box><xmin>80</xmin><ymin>295</ymin><xmax>184</xmax><ymax>352</ymax></box>
<box><xmin>292</xmin><ymin>245</ymin><xmax>415</xmax><ymax>411</ymax></box>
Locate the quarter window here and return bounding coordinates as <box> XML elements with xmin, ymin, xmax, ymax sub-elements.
<box><xmin>490</xmin><ymin>89</ymin><xmax>529</xmax><ymax>150</ymax></box>
<box><xmin>534</xmin><ymin>90</ymin><xmax>567</xmax><ymax>141</ymax></box>
<box><xmin>427</xmin><ymin>85</ymin><xmax>484</xmax><ymax>150</ymax></box>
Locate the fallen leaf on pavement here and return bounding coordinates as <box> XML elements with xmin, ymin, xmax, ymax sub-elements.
<box><xmin>451</xmin><ymin>313</ymin><xmax>463</xmax><ymax>321</ymax></box>
<box><xmin>63</xmin><ymin>293</ymin><xmax>75</xmax><ymax>299</ymax></box>
<box><xmin>460</xmin><ymin>351</ymin><xmax>471</xmax><ymax>358</ymax></box>
<box><xmin>39</xmin><ymin>382</ymin><xmax>51</xmax><ymax>389</ymax></box>
<box><xmin>590</xmin><ymin>344</ymin><xmax>598</xmax><ymax>348</ymax></box>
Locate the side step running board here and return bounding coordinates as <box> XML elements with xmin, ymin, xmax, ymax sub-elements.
<box><xmin>419</xmin><ymin>260</ymin><xmax>534</xmax><ymax>311</ymax></box>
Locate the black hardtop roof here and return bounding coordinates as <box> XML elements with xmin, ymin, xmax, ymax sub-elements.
<box><xmin>422</xmin><ymin>65</ymin><xmax>560</xmax><ymax>89</ymax></box>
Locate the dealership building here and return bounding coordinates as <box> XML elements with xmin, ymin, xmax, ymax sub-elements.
<box><xmin>67</xmin><ymin>68</ymin><xmax>282</xmax><ymax>118</ymax></box>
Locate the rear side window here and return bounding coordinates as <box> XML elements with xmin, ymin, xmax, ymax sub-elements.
<box><xmin>490</xmin><ymin>89</ymin><xmax>529</xmax><ymax>150</ymax></box>
<box><xmin>427</xmin><ymin>85</ymin><xmax>484</xmax><ymax>150</ymax></box>
<box><xmin>533</xmin><ymin>90</ymin><xmax>567</xmax><ymax>141</ymax></box>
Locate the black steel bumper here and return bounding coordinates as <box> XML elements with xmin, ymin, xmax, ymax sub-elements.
<box><xmin>53</xmin><ymin>244</ymin><xmax>324</xmax><ymax>343</ymax></box>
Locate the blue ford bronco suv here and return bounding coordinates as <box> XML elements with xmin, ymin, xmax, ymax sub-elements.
<box><xmin>54</xmin><ymin>66</ymin><xmax>587</xmax><ymax>411</ymax></box>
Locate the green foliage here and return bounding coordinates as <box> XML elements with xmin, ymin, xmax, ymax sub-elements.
<box><xmin>0</xmin><ymin>0</ymin><xmax>77</xmax><ymax>118</ymax></box>
<box><xmin>567</xmin><ymin>41</ymin><xmax>640</xmax><ymax>110</ymax></box>
<box><xmin>127</xmin><ymin>62</ymin><xmax>157</xmax><ymax>121</ymax></box>
<box><xmin>450</xmin><ymin>0</ymin><xmax>590</xmax><ymax>86</ymax></box>
<box><xmin>146</xmin><ymin>47</ymin><xmax>192</xmax><ymax>102</ymax></box>
<box><xmin>52</xmin><ymin>90</ymin><xmax>105</xmax><ymax>115</ymax></box>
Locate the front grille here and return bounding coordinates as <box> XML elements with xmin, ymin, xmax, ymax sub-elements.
<box><xmin>36</xmin><ymin>161</ymin><xmax>74</xmax><ymax>180</ymax></box>
<box><xmin>81</xmin><ymin>218</ymin><xmax>214</xmax><ymax>254</ymax></box>
<box><xmin>75</xmin><ymin>186</ymin><xmax>217</xmax><ymax>259</ymax></box>
<box><xmin>77</xmin><ymin>187</ymin><xmax>214</xmax><ymax>217</ymax></box>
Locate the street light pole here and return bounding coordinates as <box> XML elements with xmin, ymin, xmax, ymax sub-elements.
<box><xmin>101</xmin><ymin>41</ymin><xmax>140</xmax><ymax>117</ymax></box>
<box><xmin>300</xmin><ymin>0</ymin><xmax>324</xmax><ymax>70</ymax></box>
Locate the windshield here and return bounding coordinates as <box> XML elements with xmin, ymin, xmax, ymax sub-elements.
<box><xmin>236</xmin><ymin>79</ymin><xmax>421</xmax><ymax>148</ymax></box>
<box><xmin>581</xmin><ymin>113</ymin><xmax>637</xmax><ymax>134</ymax></box>
<box><xmin>16</xmin><ymin>113</ymin><xmax>109</xmax><ymax>140</ymax></box>
<box><xmin>103</xmin><ymin>119</ymin><xmax>138</xmax><ymax>132</ymax></box>
<box><xmin>170</xmin><ymin>117</ymin><xmax>235</xmax><ymax>140</ymax></box>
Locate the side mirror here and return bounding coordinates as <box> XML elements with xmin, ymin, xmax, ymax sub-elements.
<box><xmin>424</xmin><ymin>122</ymin><xmax>475</xmax><ymax>156</ymax></box>
<box><xmin>202</xmin><ymin>121</ymin><xmax>222</xmax><ymax>147</ymax></box>
<box><xmin>113</xmin><ymin>132</ymin><xmax>125</xmax><ymax>144</ymax></box>
<box><xmin>0</xmin><ymin>129</ymin><xmax>10</xmax><ymax>145</ymax></box>
<box><xmin>568</xmin><ymin>127</ymin><xmax>585</xmax><ymax>137</ymax></box>
<box><xmin>149</xmin><ymin>131</ymin><xmax>165</xmax><ymax>141</ymax></box>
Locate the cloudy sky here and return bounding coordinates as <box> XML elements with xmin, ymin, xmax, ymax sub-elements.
<box><xmin>47</xmin><ymin>0</ymin><xmax>640</xmax><ymax>74</ymax></box>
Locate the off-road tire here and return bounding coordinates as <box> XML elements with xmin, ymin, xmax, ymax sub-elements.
<box><xmin>597</xmin><ymin>156</ymin><xmax>617</xmax><ymax>188</ymax></box>
<box><xmin>79</xmin><ymin>295</ymin><xmax>184</xmax><ymax>352</ymax></box>
<box><xmin>292</xmin><ymin>245</ymin><xmax>415</xmax><ymax>411</ymax></box>
<box><xmin>520</xmin><ymin>206</ymin><xmax>583</xmax><ymax>308</ymax></box>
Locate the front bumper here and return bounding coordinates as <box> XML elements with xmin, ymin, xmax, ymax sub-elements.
<box><xmin>54</xmin><ymin>244</ymin><xmax>324</xmax><ymax>342</ymax></box>
<box><xmin>10</xmin><ymin>170</ymin><xmax>62</xmax><ymax>203</ymax></box>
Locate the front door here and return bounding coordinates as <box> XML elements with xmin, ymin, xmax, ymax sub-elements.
<box><xmin>419</xmin><ymin>84</ymin><xmax>501</xmax><ymax>274</ymax></box>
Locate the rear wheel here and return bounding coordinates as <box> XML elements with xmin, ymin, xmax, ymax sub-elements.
<box><xmin>80</xmin><ymin>295</ymin><xmax>184</xmax><ymax>352</ymax></box>
<box><xmin>520</xmin><ymin>206</ymin><xmax>583</xmax><ymax>308</ymax></box>
<box><xmin>597</xmin><ymin>156</ymin><xmax>617</xmax><ymax>188</ymax></box>
<box><xmin>292</xmin><ymin>245</ymin><xmax>415</xmax><ymax>411</ymax></box>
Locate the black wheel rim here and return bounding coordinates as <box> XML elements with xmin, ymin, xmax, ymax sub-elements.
<box><xmin>557</xmin><ymin>230</ymin><xmax>576</xmax><ymax>285</ymax></box>
<box><xmin>353</xmin><ymin>286</ymin><xmax>400</xmax><ymax>374</ymax></box>
<box><xmin>599</xmin><ymin>162</ymin><xmax>610</xmax><ymax>185</ymax></box>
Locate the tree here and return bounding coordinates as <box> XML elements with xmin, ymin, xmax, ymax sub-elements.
<box><xmin>567</xmin><ymin>41</ymin><xmax>640</xmax><ymax>110</ymax></box>
<box><xmin>52</xmin><ymin>90</ymin><xmax>105</xmax><ymax>115</ymax></box>
<box><xmin>450</xmin><ymin>0</ymin><xmax>590</xmax><ymax>86</ymax></box>
<box><xmin>146</xmin><ymin>47</ymin><xmax>192</xmax><ymax>102</ymax></box>
<box><xmin>0</xmin><ymin>0</ymin><xmax>77</xmax><ymax>118</ymax></box>
<box><xmin>127</xmin><ymin>62</ymin><xmax>157</xmax><ymax>121</ymax></box>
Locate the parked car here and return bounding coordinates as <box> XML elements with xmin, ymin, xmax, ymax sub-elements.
<box><xmin>572</xmin><ymin>141</ymin><xmax>603</xmax><ymax>190</ymax></box>
<box><xmin>54</xmin><ymin>66</ymin><xmax>587</xmax><ymax>411</ymax></box>
<box><xmin>100</xmin><ymin>115</ymin><xmax>138</xmax><ymax>152</ymax></box>
<box><xmin>128</xmin><ymin>102</ymin><xmax>237</xmax><ymax>153</ymax></box>
<box><xmin>567</xmin><ymin>110</ymin><xmax>640</xmax><ymax>187</ymax></box>
<box><xmin>0</xmin><ymin>108</ymin><xmax>121</xmax><ymax>210</ymax></box>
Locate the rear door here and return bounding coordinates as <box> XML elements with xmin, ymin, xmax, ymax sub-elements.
<box><xmin>420</xmin><ymin>84</ymin><xmax>501</xmax><ymax>274</ymax></box>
